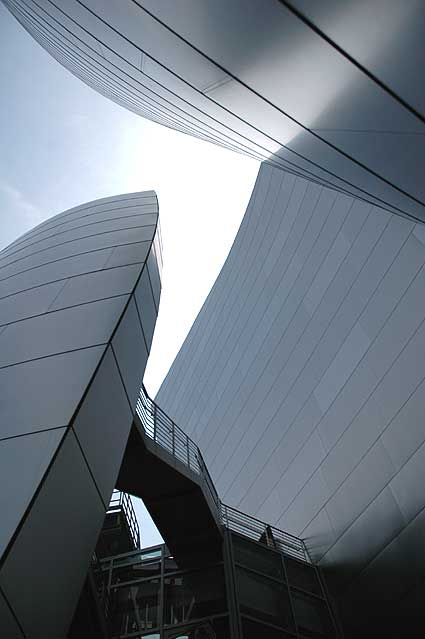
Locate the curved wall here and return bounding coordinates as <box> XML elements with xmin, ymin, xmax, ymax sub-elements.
<box><xmin>158</xmin><ymin>164</ymin><xmax>425</xmax><ymax>633</ymax></box>
<box><xmin>4</xmin><ymin>0</ymin><xmax>424</xmax><ymax>222</ymax></box>
<box><xmin>0</xmin><ymin>191</ymin><xmax>161</xmax><ymax>638</ymax></box>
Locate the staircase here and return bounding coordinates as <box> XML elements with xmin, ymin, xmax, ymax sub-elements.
<box><xmin>117</xmin><ymin>386</ymin><xmax>310</xmax><ymax>564</ymax></box>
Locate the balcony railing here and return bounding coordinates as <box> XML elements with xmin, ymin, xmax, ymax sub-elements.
<box><xmin>136</xmin><ymin>386</ymin><xmax>310</xmax><ymax>563</ymax></box>
<box><xmin>221</xmin><ymin>503</ymin><xmax>309</xmax><ymax>562</ymax></box>
<box><xmin>108</xmin><ymin>490</ymin><xmax>140</xmax><ymax>550</ymax></box>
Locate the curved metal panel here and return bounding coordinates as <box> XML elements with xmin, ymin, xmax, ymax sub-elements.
<box><xmin>4</xmin><ymin>0</ymin><xmax>424</xmax><ymax>221</ymax></box>
<box><xmin>158</xmin><ymin>164</ymin><xmax>425</xmax><ymax>633</ymax></box>
<box><xmin>0</xmin><ymin>191</ymin><xmax>162</xmax><ymax>637</ymax></box>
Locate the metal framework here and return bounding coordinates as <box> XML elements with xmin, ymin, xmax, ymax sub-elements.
<box><xmin>97</xmin><ymin>533</ymin><xmax>340</xmax><ymax>639</ymax></box>
<box><xmin>108</xmin><ymin>490</ymin><xmax>141</xmax><ymax>551</ymax></box>
<box><xmin>82</xmin><ymin>391</ymin><xmax>339</xmax><ymax>636</ymax></box>
<box><xmin>221</xmin><ymin>503</ymin><xmax>308</xmax><ymax>563</ymax></box>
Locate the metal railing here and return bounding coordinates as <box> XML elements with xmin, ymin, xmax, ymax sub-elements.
<box><xmin>108</xmin><ymin>490</ymin><xmax>140</xmax><ymax>550</ymax></box>
<box><xmin>137</xmin><ymin>387</ymin><xmax>221</xmax><ymax>511</ymax></box>
<box><xmin>221</xmin><ymin>503</ymin><xmax>309</xmax><ymax>562</ymax></box>
<box><xmin>137</xmin><ymin>388</ymin><xmax>200</xmax><ymax>472</ymax></box>
<box><xmin>136</xmin><ymin>386</ymin><xmax>310</xmax><ymax>563</ymax></box>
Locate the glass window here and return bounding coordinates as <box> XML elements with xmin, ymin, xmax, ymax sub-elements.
<box><xmin>242</xmin><ymin>616</ymin><xmax>296</xmax><ymax>638</ymax></box>
<box><xmin>284</xmin><ymin>558</ymin><xmax>322</xmax><ymax>596</ymax></box>
<box><xmin>210</xmin><ymin>616</ymin><xmax>231</xmax><ymax>639</ymax></box>
<box><xmin>112</xmin><ymin>549</ymin><xmax>162</xmax><ymax>566</ymax></box>
<box><xmin>141</xmin><ymin>549</ymin><xmax>163</xmax><ymax>561</ymax></box>
<box><xmin>165</xmin><ymin>617</ymin><xmax>230</xmax><ymax>638</ymax></box>
<box><xmin>232</xmin><ymin>534</ymin><xmax>284</xmax><ymax>581</ymax></box>
<box><xmin>111</xmin><ymin>550</ymin><xmax>162</xmax><ymax>584</ymax></box>
<box><xmin>102</xmin><ymin>511</ymin><xmax>122</xmax><ymax>530</ymax></box>
<box><xmin>113</xmin><ymin>553</ymin><xmax>144</xmax><ymax>566</ymax></box>
<box><xmin>291</xmin><ymin>590</ymin><xmax>335</xmax><ymax>637</ymax></box>
<box><xmin>164</xmin><ymin>566</ymin><xmax>226</xmax><ymax>626</ymax></box>
<box><xmin>236</xmin><ymin>567</ymin><xmax>295</xmax><ymax>631</ymax></box>
<box><xmin>110</xmin><ymin>579</ymin><xmax>160</xmax><ymax>636</ymax></box>
<box><xmin>164</xmin><ymin>555</ymin><xmax>180</xmax><ymax>573</ymax></box>
<box><xmin>112</xmin><ymin>559</ymin><xmax>161</xmax><ymax>585</ymax></box>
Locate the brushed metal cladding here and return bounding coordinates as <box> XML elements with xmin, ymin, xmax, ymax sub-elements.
<box><xmin>135</xmin><ymin>266</ymin><xmax>158</xmax><ymax>346</ymax></box>
<box><xmin>4</xmin><ymin>0</ymin><xmax>424</xmax><ymax>221</ymax></box>
<box><xmin>158</xmin><ymin>164</ymin><xmax>425</xmax><ymax>632</ymax></box>
<box><xmin>0</xmin><ymin>428</ymin><xmax>66</xmax><ymax>557</ymax></box>
<box><xmin>0</xmin><ymin>588</ymin><xmax>23</xmax><ymax>639</ymax></box>
<box><xmin>72</xmin><ymin>346</ymin><xmax>133</xmax><ymax>505</ymax></box>
<box><xmin>0</xmin><ymin>192</ymin><xmax>161</xmax><ymax>637</ymax></box>
<box><xmin>112</xmin><ymin>297</ymin><xmax>149</xmax><ymax>409</ymax></box>
<box><xmin>0</xmin><ymin>429</ymin><xmax>107</xmax><ymax>639</ymax></box>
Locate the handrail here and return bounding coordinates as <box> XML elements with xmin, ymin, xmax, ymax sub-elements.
<box><xmin>197</xmin><ymin>448</ymin><xmax>221</xmax><ymax>511</ymax></box>
<box><xmin>108</xmin><ymin>490</ymin><xmax>140</xmax><ymax>550</ymax></box>
<box><xmin>221</xmin><ymin>503</ymin><xmax>309</xmax><ymax>562</ymax></box>
<box><xmin>136</xmin><ymin>386</ymin><xmax>310</xmax><ymax>563</ymax></box>
<box><xmin>137</xmin><ymin>389</ymin><xmax>200</xmax><ymax>473</ymax></box>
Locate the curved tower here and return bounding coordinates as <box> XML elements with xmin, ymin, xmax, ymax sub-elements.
<box><xmin>0</xmin><ymin>191</ymin><xmax>162</xmax><ymax>637</ymax></box>
<box><xmin>158</xmin><ymin>163</ymin><xmax>425</xmax><ymax>634</ymax></box>
<box><xmin>3</xmin><ymin>0</ymin><xmax>425</xmax><ymax>221</ymax></box>
<box><xmin>2</xmin><ymin>1</ymin><xmax>425</xmax><ymax>635</ymax></box>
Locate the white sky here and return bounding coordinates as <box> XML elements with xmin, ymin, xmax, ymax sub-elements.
<box><xmin>0</xmin><ymin>5</ymin><xmax>259</xmax><ymax>547</ymax></box>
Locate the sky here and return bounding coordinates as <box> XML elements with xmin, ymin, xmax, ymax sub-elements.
<box><xmin>0</xmin><ymin>5</ymin><xmax>259</xmax><ymax>546</ymax></box>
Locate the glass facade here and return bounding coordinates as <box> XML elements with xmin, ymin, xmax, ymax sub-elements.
<box><xmin>99</xmin><ymin>545</ymin><xmax>230</xmax><ymax>638</ymax></box>
<box><xmin>230</xmin><ymin>533</ymin><xmax>338</xmax><ymax>639</ymax></box>
<box><xmin>97</xmin><ymin>533</ymin><xmax>340</xmax><ymax>639</ymax></box>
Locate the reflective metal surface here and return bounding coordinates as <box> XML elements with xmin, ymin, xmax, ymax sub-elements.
<box><xmin>4</xmin><ymin>0</ymin><xmax>424</xmax><ymax>221</ymax></box>
<box><xmin>158</xmin><ymin>164</ymin><xmax>425</xmax><ymax>634</ymax></box>
<box><xmin>0</xmin><ymin>192</ymin><xmax>161</xmax><ymax>637</ymax></box>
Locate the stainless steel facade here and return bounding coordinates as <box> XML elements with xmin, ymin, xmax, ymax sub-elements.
<box><xmin>158</xmin><ymin>163</ymin><xmax>425</xmax><ymax>633</ymax></box>
<box><xmin>0</xmin><ymin>192</ymin><xmax>162</xmax><ymax>637</ymax></box>
<box><xmin>4</xmin><ymin>0</ymin><xmax>424</xmax><ymax>221</ymax></box>
<box><xmin>3</xmin><ymin>1</ymin><xmax>425</xmax><ymax>634</ymax></box>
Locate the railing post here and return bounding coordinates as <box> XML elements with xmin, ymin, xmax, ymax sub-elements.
<box><xmin>186</xmin><ymin>434</ymin><xmax>190</xmax><ymax>469</ymax></box>
<box><xmin>153</xmin><ymin>402</ymin><xmax>157</xmax><ymax>442</ymax></box>
<box><xmin>224</xmin><ymin>503</ymin><xmax>229</xmax><ymax>529</ymax></box>
<box><xmin>302</xmin><ymin>539</ymin><xmax>310</xmax><ymax>563</ymax></box>
<box><xmin>172</xmin><ymin>421</ymin><xmax>175</xmax><ymax>456</ymax></box>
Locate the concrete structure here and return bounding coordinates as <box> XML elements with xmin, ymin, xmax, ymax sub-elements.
<box><xmin>158</xmin><ymin>163</ymin><xmax>425</xmax><ymax>634</ymax></box>
<box><xmin>0</xmin><ymin>191</ymin><xmax>161</xmax><ymax>637</ymax></box>
<box><xmin>3</xmin><ymin>0</ymin><xmax>424</xmax><ymax>221</ymax></box>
